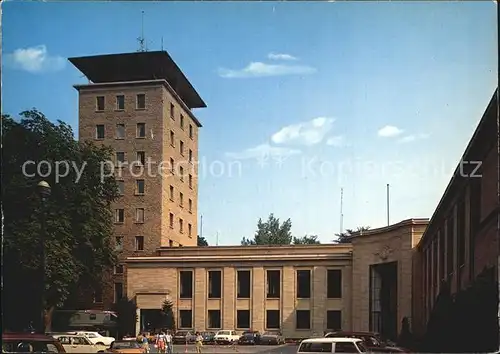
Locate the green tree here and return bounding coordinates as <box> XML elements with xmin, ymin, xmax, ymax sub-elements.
<box><xmin>241</xmin><ymin>213</ymin><xmax>293</xmax><ymax>245</ymax></box>
<box><xmin>112</xmin><ymin>298</ymin><xmax>138</xmax><ymax>338</ymax></box>
<box><xmin>334</xmin><ymin>226</ymin><xmax>370</xmax><ymax>243</ymax></box>
<box><xmin>2</xmin><ymin>110</ymin><xmax>119</xmax><ymax>332</ymax></box>
<box><xmin>293</xmin><ymin>235</ymin><xmax>321</xmax><ymax>245</ymax></box>
<box><xmin>160</xmin><ymin>299</ymin><xmax>176</xmax><ymax>330</ymax></box>
<box><xmin>197</xmin><ymin>235</ymin><xmax>208</xmax><ymax>246</ymax></box>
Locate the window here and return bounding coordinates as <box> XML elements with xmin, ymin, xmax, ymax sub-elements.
<box><xmin>180</xmin><ymin>141</ymin><xmax>184</xmax><ymax>155</ymax></box>
<box><xmin>207</xmin><ymin>310</ymin><xmax>221</xmax><ymax>329</ymax></box>
<box><xmin>179</xmin><ymin>271</ymin><xmax>193</xmax><ymax>298</ymax></box>
<box><xmin>296</xmin><ymin>270</ymin><xmax>311</xmax><ymax>298</ymax></box>
<box><xmin>115</xmin><ymin>264</ymin><xmax>124</xmax><ymax>274</ymax></box>
<box><xmin>267</xmin><ymin>270</ymin><xmax>280</xmax><ymax>298</ymax></box>
<box><xmin>136</xmin><ymin>151</ymin><xmax>146</xmax><ymax>165</ymax></box>
<box><xmin>457</xmin><ymin>199</ymin><xmax>466</xmax><ymax>267</ymax></box>
<box><xmin>170</xmin><ymin>158</ymin><xmax>175</xmax><ymax>174</ymax></box>
<box><xmin>188</xmin><ymin>223</ymin><xmax>192</xmax><ymax>237</ymax></box>
<box><xmin>135</xmin><ymin>236</ymin><xmax>144</xmax><ymax>251</ymax></box>
<box><xmin>179</xmin><ymin>192</ymin><xmax>184</xmax><ymax>207</ymax></box>
<box><xmin>179</xmin><ymin>310</ymin><xmax>193</xmax><ymax>329</ymax></box>
<box><xmin>446</xmin><ymin>214</ymin><xmax>454</xmax><ymax>275</ymax></box>
<box><xmin>326</xmin><ymin>310</ymin><xmax>342</xmax><ymax>330</ymax></box>
<box><xmin>327</xmin><ymin>270</ymin><xmax>342</xmax><ymax>298</ymax></box>
<box><xmin>189</xmin><ymin>124</ymin><xmax>193</xmax><ymax>139</ymax></box>
<box><xmin>116</xmin><ymin>151</ymin><xmax>125</xmax><ymax>163</ymax></box>
<box><xmin>115</xmin><ymin>237</ymin><xmax>123</xmax><ymax>251</ymax></box>
<box><xmin>237</xmin><ymin>310</ymin><xmax>250</xmax><ymax>329</ymax></box>
<box><xmin>169</xmin><ymin>213</ymin><xmax>174</xmax><ymax>228</ymax></box>
<box><xmin>179</xmin><ymin>218</ymin><xmax>184</xmax><ymax>233</ymax></box>
<box><xmin>179</xmin><ymin>166</ymin><xmax>184</xmax><ymax>181</ymax></box>
<box><xmin>335</xmin><ymin>342</ymin><xmax>359</xmax><ymax>353</ymax></box>
<box><xmin>116</xmin><ymin>95</ymin><xmax>125</xmax><ymax>110</ymax></box>
<box><xmin>117</xmin><ymin>181</ymin><xmax>125</xmax><ymax>195</ymax></box>
<box><xmin>298</xmin><ymin>342</ymin><xmax>332</xmax><ymax>353</ymax></box>
<box><xmin>296</xmin><ymin>310</ymin><xmax>310</xmax><ymax>329</ymax></box>
<box><xmin>115</xmin><ymin>209</ymin><xmax>124</xmax><ymax>223</ymax></box>
<box><xmin>116</xmin><ymin>124</ymin><xmax>125</xmax><ymax>139</ymax></box>
<box><xmin>170</xmin><ymin>103</ymin><xmax>175</xmax><ymax>119</ymax></box>
<box><xmin>180</xmin><ymin>114</ymin><xmax>184</xmax><ymax>129</ymax></box>
<box><xmin>208</xmin><ymin>270</ymin><xmax>222</xmax><ymax>298</ymax></box>
<box><xmin>93</xmin><ymin>285</ymin><xmax>103</xmax><ymax>303</ymax></box>
<box><xmin>189</xmin><ymin>149</ymin><xmax>193</xmax><ymax>163</ymax></box>
<box><xmin>266</xmin><ymin>310</ymin><xmax>280</xmax><ymax>329</ymax></box>
<box><xmin>237</xmin><ymin>270</ymin><xmax>251</xmax><ymax>298</ymax></box>
<box><xmin>136</xmin><ymin>94</ymin><xmax>146</xmax><ymax>109</ymax></box>
<box><xmin>114</xmin><ymin>282</ymin><xmax>124</xmax><ymax>302</ymax></box>
<box><xmin>188</xmin><ymin>199</ymin><xmax>193</xmax><ymax>213</ymax></box>
<box><xmin>169</xmin><ymin>185</ymin><xmax>174</xmax><ymax>201</ymax></box>
<box><xmin>136</xmin><ymin>180</ymin><xmax>145</xmax><ymax>195</ymax></box>
<box><xmin>96</xmin><ymin>125</ymin><xmax>105</xmax><ymax>139</ymax></box>
<box><xmin>135</xmin><ymin>208</ymin><xmax>145</xmax><ymax>223</ymax></box>
<box><xmin>189</xmin><ymin>174</ymin><xmax>193</xmax><ymax>189</ymax></box>
<box><xmin>96</xmin><ymin>96</ymin><xmax>105</xmax><ymax>111</ymax></box>
<box><xmin>136</xmin><ymin>123</ymin><xmax>146</xmax><ymax>138</ymax></box>
<box><xmin>170</xmin><ymin>131</ymin><xmax>175</xmax><ymax>146</ymax></box>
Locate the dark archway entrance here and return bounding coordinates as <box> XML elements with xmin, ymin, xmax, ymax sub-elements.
<box><xmin>140</xmin><ymin>309</ymin><xmax>163</xmax><ymax>332</ymax></box>
<box><xmin>369</xmin><ymin>261</ymin><xmax>398</xmax><ymax>341</ymax></box>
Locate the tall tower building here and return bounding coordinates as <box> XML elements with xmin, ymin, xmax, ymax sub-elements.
<box><xmin>70</xmin><ymin>51</ymin><xmax>206</xmax><ymax>308</ymax></box>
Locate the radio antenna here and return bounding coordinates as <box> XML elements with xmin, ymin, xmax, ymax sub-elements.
<box><xmin>137</xmin><ymin>11</ymin><xmax>147</xmax><ymax>52</ymax></box>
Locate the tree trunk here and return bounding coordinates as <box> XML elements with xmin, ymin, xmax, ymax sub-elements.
<box><xmin>44</xmin><ymin>306</ymin><xmax>55</xmax><ymax>333</ymax></box>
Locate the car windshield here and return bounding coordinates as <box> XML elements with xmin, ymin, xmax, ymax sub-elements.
<box><xmin>176</xmin><ymin>331</ymin><xmax>188</xmax><ymax>336</ymax></box>
<box><xmin>113</xmin><ymin>341</ymin><xmax>141</xmax><ymax>349</ymax></box>
<box><xmin>243</xmin><ymin>332</ymin><xmax>255</xmax><ymax>337</ymax></box>
<box><xmin>263</xmin><ymin>332</ymin><xmax>277</xmax><ymax>336</ymax></box>
<box><xmin>357</xmin><ymin>342</ymin><xmax>367</xmax><ymax>352</ymax></box>
<box><xmin>217</xmin><ymin>331</ymin><xmax>230</xmax><ymax>335</ymax></box>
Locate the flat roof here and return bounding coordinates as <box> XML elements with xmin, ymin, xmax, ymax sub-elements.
<box><xmin>68</xmin><ymin>51</ymin><xmax>206</xmax><ymax>109</ymax></box>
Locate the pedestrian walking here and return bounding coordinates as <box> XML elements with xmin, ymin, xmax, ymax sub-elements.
<box><xmin>195</xmin><ymin>332</ymin><xmax>203</xmax><ymax>353</ymax></box>
<box><xmin>166</xmin><ymin>330</ymin><xmax>173</xmax><ymax>354</ymax></box>
<box><xmin>141</xmin><ymin>333</ymin><xmax>150</xmax><ymax>353</ymax></box>
<box><xmin>157</xmin><ymin>331</ymin><xmax>167</xmax><ymax>354</ymax></box>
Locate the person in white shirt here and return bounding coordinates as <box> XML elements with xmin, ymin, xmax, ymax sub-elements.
<box><xmin>165</xmin><ymin>330</ymin><xmax>173</xmax><ymax>354</ymax></box>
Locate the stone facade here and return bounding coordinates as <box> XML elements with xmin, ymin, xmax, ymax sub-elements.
<box><xmin>126</xmin><ymin>219</ymin><xmax>427</xmax><ymax>338</ymax></box>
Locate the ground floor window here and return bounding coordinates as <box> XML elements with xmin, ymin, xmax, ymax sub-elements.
<box><xmin>296</xmin><ymin>310</ymin><xmax>310</xmax><ymax>329</ymax></box>
<box><xmin>179</xmin><ymin>310</ymin><xmax>192</xmax><ymax>329</ymax></box>
<box><xmin>326</xmin><ymin>310</ymin><xmax>342</xmax><ymax>331</ymax></box>
<box><xmin>236</xmin><ymin>310</ymin><xmax>250</xmax><ymax>329</ymax></box>
<box><xmin>266</xmin><ymin>310</ymin><xmax>280</xmax><ymax>329</ymax></box>
<box><xmin>207</xmin><ymin>310</ymin><xmax>221</xmax><ymax>329</ymax></box>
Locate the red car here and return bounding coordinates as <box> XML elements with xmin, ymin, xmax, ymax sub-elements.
<box><xmin>324</xmin><ymin>331</ymin><xmax>409</xmax><ymax>353</ymax></box>
<box><xmin>2</xmin><ymin>332</ymin><xmax>66</xmax><ymax>352</ymax></box>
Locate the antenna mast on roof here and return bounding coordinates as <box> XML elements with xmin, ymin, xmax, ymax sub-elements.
<box><xmin>340</xmin><ymin>187</ymin><xmax>344</xmax><ymax>234</ymax></box>
<box><xmin>137</xmin><ymin>11</ymin><xmax>147</xmax><ymax>52</ymax></box>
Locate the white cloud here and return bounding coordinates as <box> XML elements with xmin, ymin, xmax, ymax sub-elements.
<box><xmin>268</xmin><ymin>52</ymin><xmax>298</xmax><ymax>61</ymax></box>
<box><xmin>377</xmin><ymin>125</ymin><xmax>404</xmax><ymax>138</ymax></box>
<box><xmin>398</xmin><ymin>133</ymin><xmax>430</xmax><ymax>143</ymax></box>
<box><xmin>326</xmin><ymin>135</ymin><xmax>347</xmax><ymax>147</ymax></box>
<box><xmin>218</xmin><ymin>62</ymin><xmax>316</xmax><ymax>78</ymax></box>
<box><xmin>225</xmin><ymin>143</ymin><xmax>301</xmax><ymax>160</ymax></box>
<box><xmin>4</xmin><ymin>45</ymin><xmax>65</xmax><ymax>73</ymax></box>
<box><xmin>271</xmin><ymin>117</ymin><xmax>335</xmax><ymax>146</ymax></box>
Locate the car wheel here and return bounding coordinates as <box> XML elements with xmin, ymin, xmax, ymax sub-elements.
<box><xmin>96</xmin><ymin>342</ymin><xmax>104</xmax><ymax>346</ymax></box>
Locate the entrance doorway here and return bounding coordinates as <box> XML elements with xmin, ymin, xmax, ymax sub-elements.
<box><xmin>369</xmin><ymin>261</ymin><xmax>398</xmax><ymax>340</ymax></box>
<box><xmin>140</xmin><ymin>309</ymin><xmax>163</xmax><ymax>332</ymax></box>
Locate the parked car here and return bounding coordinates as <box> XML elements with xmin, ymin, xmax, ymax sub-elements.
<box><xmin>201</xmin><ymin>331</ymin><xmax>216</xmax><ymax>344</ymax></box>
<box><xmin>213</xmin><ymin>330</ymin><xmax>240</xmax><ymax>344</ymax></box>
<box><xmin>297</xmin><ymin>337</ymin><xmax>367</xmax><ymax>353</ymax></box>
<box><xmin>53</xmin><ymin>334</ymin><xmax>101</xmax><ymax>353</ymax></box>
<box><xmin>324</xmin><ymin>332</ymin><xmax>408</xmax><ymax>353</ymax></box>
<box><xmin>100</xmin><ymin>340</ymin><xmax>145</xmax><ymax>353</ymax></box>
<box><xmin>238</xmin><ymin>331</ymin><xmax>261</xmax><ymax>345</ymax></box>
<box><xmin>2</xmin><ymin>332</ymin><xmax>66</xmax><ymax>353</ymax></box>
<box><xmin>76</xmin><ymin>331</ymin><xmax>115</xmax><ymax>346</ymax></box>
<box><xmin>173</xmin><ymin>330</ymin><xmax>196</xmax><ymax>344</ymax></box>
<box><xmin>259</xmin><ymin>330</ymin><xmax>285</xmax><ymax>345</ymax></box>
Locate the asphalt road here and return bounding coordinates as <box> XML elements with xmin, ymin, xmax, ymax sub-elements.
<box><xmin>149</xmin><ymin>344</ymin><xmax>297</xmax><ymax>354</ymax></box>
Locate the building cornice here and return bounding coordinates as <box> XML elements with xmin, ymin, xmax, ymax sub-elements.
<box><xmin>348</xmin><ymin>218</ymin><xmax>429</xmax><ymax>240</ymax></box>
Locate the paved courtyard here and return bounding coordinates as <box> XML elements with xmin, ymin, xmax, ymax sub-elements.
<box><xmin>152</xmin><ymin>344</ymin><xmax>296</xmax><ymax>354</ymax></box>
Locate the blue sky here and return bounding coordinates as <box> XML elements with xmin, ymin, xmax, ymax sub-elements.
<box><xmin>3</xmin><ymin>1</ymin><xmax>498</xmax><ymax>245</ymax></box>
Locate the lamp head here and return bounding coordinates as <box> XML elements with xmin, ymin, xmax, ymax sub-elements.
<box><xmin>37</xmin><ymin>181</ymin><xmax>51</xmax><ymax>199</ymax></box>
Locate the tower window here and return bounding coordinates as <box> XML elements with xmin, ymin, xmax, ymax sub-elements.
<box><xmin>96</xmin><ymin>96</ymin><xmax>105</xmax><ymax>111</ymax></box>
<box><xmin>136</xmin><ymin>94</ymin><xmax>146</xmax><ymax>109</ymax></box>
<box><xmin>116</xmin><ymin>95</ymin><xmax>125</xmax><ymax>110</ymax></box>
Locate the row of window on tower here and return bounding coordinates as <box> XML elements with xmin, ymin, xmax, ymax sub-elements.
<box><xmin>176</xmin><ymin>308</ymin><xmax>342</xmax><ymax>332</ymax></box>
<box><xmin>114</xmin><ymin>174</ymin><xmax>193</xmax><ymax>196</ymax></box>
<box><xmin>178</xmin><ymin>269</ymin><xmax>343</xmax><ymax>300</ymax></box>
<box><xmin>95</xmin><ymin>122</ymin><xmax>194</xmax><ymax>142</ymax></box>
<box><xmin>95</xmin><ymin>94</ymin><xmax>194</xmax><ymax>138</ymax></box>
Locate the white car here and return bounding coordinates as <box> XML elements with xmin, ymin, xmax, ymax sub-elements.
<box><xmin>52</xmin><ymin>334</ymin><xmax>99</xmax><ymax>353</ymax></box>
<box><xmin>214</xmin><ymin>330</ymin><xmax>240</xmax><ymax>344</ymax></box>
<box><xmin>76</xmin><ymin>331</ymin><xmax>115</xmax><ymax>346</ymax></box>
<box><xmin>297</xmin><ymin>337</ymin><xmax>367</xmax><ymax>353</ymax></box>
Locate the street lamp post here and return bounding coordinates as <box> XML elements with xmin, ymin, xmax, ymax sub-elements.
<box><xmin>37</xmin><ymin>181</ymin><xmax>51</xmax><ymax>334</ymax></box>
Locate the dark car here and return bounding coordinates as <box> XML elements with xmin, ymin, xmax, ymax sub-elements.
<box><xmin>324</xmin><ymin>332</ymin><xmax>409</xmax><ymax>353</ymax></box>
<box><xmin>238</xmin><ymin>331</ymin><xmax>260</xmax><ymax>345</ymax></box>
<box><xmin>259</xmin><ymin>331</ymin><xmax>285</xmax><ymax>345</ymax></box>
<box><xmin>2</xmin><ymin>332</ymin><xmax>66</xmax><ymax>353</ymax></box>
<box><xmin>173</xmin><ymin>331</ymin><xmax>196</xmax><ymax>344</ymax></box>
<box><xmin>201</xmin><ymin>331</ymin><xmax>215</xmax><ymax>344</ymax></box>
